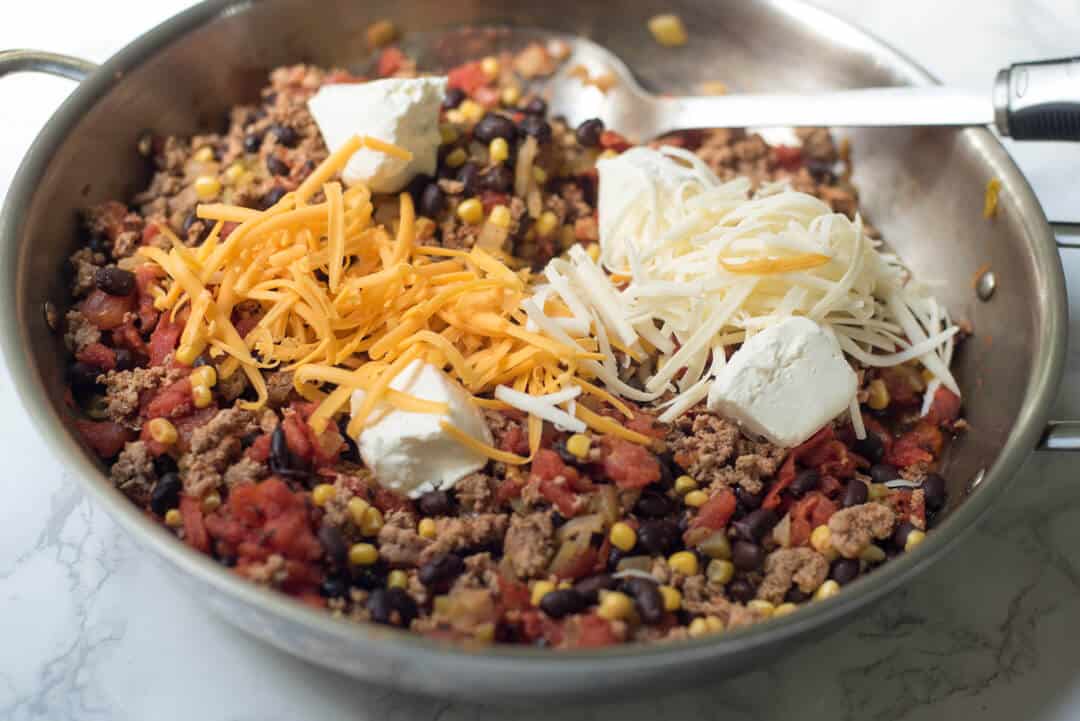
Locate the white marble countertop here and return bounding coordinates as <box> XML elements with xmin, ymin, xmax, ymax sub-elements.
<box><xmin>2</xmin><ymin>2</ymin><xmax>1080</xmax><ymax>719</ymax></box>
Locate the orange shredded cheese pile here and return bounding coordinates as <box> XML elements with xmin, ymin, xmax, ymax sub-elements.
<box><xmin>138</xmin><ymin>135</ymin><xmax>649</xmax><ymax>465</ymax></box>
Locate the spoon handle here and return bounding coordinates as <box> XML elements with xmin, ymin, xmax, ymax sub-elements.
<box><xmin>994</xmin><ymin>56</ymin><xmax>1080</xmax><ymax>141</ymax></box>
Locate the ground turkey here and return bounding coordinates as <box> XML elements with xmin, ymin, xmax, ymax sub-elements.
<box><xmin>757</xmin><ymin>547</ymin><xmax>830</xmax><ymax>604</ymax></box>
<box><xmin>110</xmin><ymin>440</ymin><xmax>156</xmax><ymax>505</ymax></box>
<box><xmin>98</xmin><ymin>365</ymin><xmax>185</xmax><ymax>428</ymax></box>
<box><xmin>455</xmin><ymin>472</ymin><xmax>498</xmax><ymax>513</ymax></box>
<box><xmin>377</xmin><ymin>510</ymin><xmax>429</xmax><ymax>567</ymax></box>
<box><xmin>178</xmin><ymin>407</ymin><xmax>259</xmax><ymax>497</ymax></box>
<box><xmin>418</xmin><ymin>514</ymin><xmax>510</xmax><ymax>565</ymax></box>
<box><xmin>63</xmin><ymin>309</ymin><xmax>101</xmax><ymax>354</ymax></box>
<box><xmin>502</xmin><ymin>511</ymin><xmax>555</xmax><ymax>579</ymax></box>
<box><xmin>68</xmin><ymin>248</ymin><xmax>106</xmax><ymax>299</ymax></box>
<box><xmin>828</xmin><ymin>503</ymin><xmax>897</xmax><ymax>558</ymax></box>
<box><xmin>667</xmin><ymin>406</ymin><xmax>739</xmax><ymax>485</ymax></box>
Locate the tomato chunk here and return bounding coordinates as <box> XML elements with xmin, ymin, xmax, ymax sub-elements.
<box><xmin>689</xmin><ymin>488</ymin><xmax>737</xmax><ymax>531</ymax></box>
<box><xmin>600</xmin><ymin>437</ymin><xmax>660</xmax><ymax>489</ymax></box>
<box><xmin>76</xmin><ymin>420</ymin><xmax>134</xmax><ymax>458</ymax></box>
<box><xmin>179</xmin><ymin>494</ymin><xmax>210</xmax><ymax>553</ymax></box>
<box><xmin>80</xmin><ymin>289</ymin><xmax>134</xmax><ymax>330</ymax></box>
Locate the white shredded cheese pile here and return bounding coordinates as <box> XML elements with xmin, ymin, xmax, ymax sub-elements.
<box><xmin>524</xmin><ymin>146</ymin><xmax>959</xmax><ymax>430</ymax></box>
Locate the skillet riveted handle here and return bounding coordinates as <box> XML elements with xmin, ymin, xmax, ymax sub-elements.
<box><xmin>0</xmin><ymin>49</ymin><xmax>97</xmax><ymax>82</ymax></box>
<box><xmin>994</xmin><ymin>57</ymin><xmax>1080</xmax><ymax>141</ymax></box>
<box><xmin>1038</xmin><ymin>222</ymin><xmax>1080</xmax><ymax>451</ymax></box>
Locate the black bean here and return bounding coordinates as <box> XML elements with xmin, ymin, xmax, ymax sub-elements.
<box><xmin>418</xmin><ymin>490</ymin><xmax>454</xmax><ymax>517</ymax></box>
<box><xmin>150</xmin><ymin>472</ymin><xmax>182</xmax><ymax>515</ymax></box>
<box><xmin>575</xmin><ymin>118</ymin><xmax>605</xmax><ymax>147</ymax></box>
<box><xmin>269</xmin><ymin>424</ymin><xmax>309</xmax><ymax>480</ymax></box>
<box><xmin>732</xmin><ymin>508</ymin><xmax>778</xmax><ymax>542</ymax></box>
<box><xmin>243</xmin><ymin>132</ymin><xmax>263</xmax><ymax>153</ymax></box>
<box><xmin>550</xmin><ymin>511</ymin><xmax>567</xmax><ymax>529</ymax></box>
<box><xmin>317</xmin><ymin>525</ymin><xmax>349</xmax><ymax>567</ymax></box>
<box><xmin>457</xmin><ymin>162</ymin><xmax>481</xmax><ymax>195</ymax></box>
<box><xmin>842</xmin><ymin>479</ymin><xmax>869</xmax><ymax>508</ymax></box>
<box><xmin>479</xmin><ymin>165</ymin><xmax>514</xmax><ymax>193</ymax></box>
<box><xmin>539</xmin><ymin>588</ymin><xmax>587</xmax><ymax>619</ymax></box>
<box><xmin>731</xmin><ymin>540</ymin><xmax>764</xmax><ymax>571</ymax></box>
<box><xmin>94</xmin><ymin>266</ymin><xmax>135</xmax><ymax>296</ymax></box>
<box><xmin>735</xmin><ymin>487</ymin><xmax>764</xmax><ymax>511</ymax></box>
<box><xmin>518</xmin><ymin>115</ymin><xmax>552</xmax><ymax>145</ymax></box>
<box><xmin>319</xmin><ymin>575</ymin><xmax>349</xmax><ymax>598</ymax></box>
<box><xmin>806</xmin><ymin>159</ymin><xmax>837</xmax><ymax>184</ymax></box>
<box><xmin>830</xmin><ymin>558</ymin><xmax>861</xmax><ymax>585</ymax></box>
<box><xmin>265</xmin><ymin>155</ymin><xmax>289</xmax><ymax>177</ymax></box>
<box><xmin>784</xmin><ymin>586</ymin><xmax>812</xmax><ymax>603</ymax></box>
<box><xmin>260</xmin><ymin>185</ymin><xmax>288</xmax><ymax>210</ymax></box>
<box><xmin>922</xmin><ymin>473</ymin><xmax>947</xmax><ymax>511</ymax></box>
<box><xmin>606</xmin><ymin>545</ymin><xmax>625</xmax><ymax>570</ymax></box>
<box><xmin>270</xmin><ymin>123</ymin><xmax>298</xmax><ymax>147</ymax></box>
<box><xmin>87</xmin><ymin>232</ymin><xmax>110</xmax><ymax>255</ymax></box>
<box><xmin>522</xmin><ymin>97</ymin><xmax>547</xmax><ymax>115</ymax></box>
<box><xmin>892</xmin><ymin>521</ymin><xmax>916</xmax><ymax>550</ymax></box>
<box><xmin>473</xmin><ymin>112</ymin><xmax>517</xmax><ymax>143</ymax></box>
<box><xmin>637</xmin><ymin>519</ymin><xmax>680</xmax><ymax>556</ymax></box>
<box><xmin>68</xmin><ymin>362</ymin><xmax>102</xmax><ymax>391</ymax></box>
<box><xmin>623</xmin><ymin>577</ymin><xmax>664</xmax><ymax>624</ymax></box>
<box><xmin>406</xmin><ymin>173</ymin><xmax>433</xmax><ymax>203</ymax></box>
<box><xmin>153</xmin><ymin>454</ymin><xmax>178</xmax><ymax>478</ymax></box>
<box><xmin>418</xmin><ymin>553</ymin><xmax>465</xmax><ymax>591</ymax></box>
<box><xmin>870</xmin><ymin>463</ymin><xmax>899</xmax><ymax>484</ymax></box>
<box><xmin>789</xmin><ymin>469</ymin><xmax>821</xmax><ymax>498</ymax></box>
<box><xmin>727</xmin><ymin>578</ymin><xmax>756</xmax><ymax>604</ymax></box>
<box><xmin>657</xmin><ymin>451</ymin><xmax>682</xmax><ymax>488</ymax></box>
<box><xmin>442</xmin><ymin>87</ymin><xmax>466</xmax><ymax>110</ymax></box>
<box><xmin>853</xmin><ymin>433</ymin><xmax>885</xmax><ymax>463</ymax></box>
<box><xmin>336</xmin><ymin>416</ymin><xmax>360</xmax><ymax>463</ymax></box>
<box><xmin>386</xmin><ymin>587</ymin><xmax>419</xmax><ymax>627</ymax></box>
<box><xmin>573</xmin><ymin>573</ymin><xmax>614</xmax><ymax>604</ymax></box>
<box><xmin>367</xmin><ymin>588</ymin><xmax>394</xmax><ymax>624</ymax></box>
<box><xmin>350</xmin><ymin>564</ymin><xmax>388</xmax><ymax>591</ymax></box>
<box><xmin>418</xmin><ymin>183</ymin><xmax>446</xmax><ymax>218</ymax></box>
<box><xmin>634</xmin><ymin>491</ymin><xmax>675</xmax><ymax>519</ymax></box>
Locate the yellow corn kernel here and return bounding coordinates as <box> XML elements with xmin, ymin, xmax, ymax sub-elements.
<box><xmin>224</xmin><ymin>162</ymin><xmax>246</xmax><ymax>184</ymax></box>
<box><xmin>586</xmin><ymin>243</ymin><xmax>601</xmax><ymax>262</ymax></box>
<box><xmin>565</xmin><ymin>433</ymin><xmax>591</xmax><ymax>459</ymax></box>
<box><xmin>705</xmin><ymin>615</ymin><xmax>724</xmax><ymax>633</ymax></box>
<box><xmin>459</xmin><ymin>100</ymin><xmax>484</xmax><ymax>124</ymax></box>
<box><xmin>444</xmin><ymin>109</ymin><xmax>466</xmax><ymax>125</ymax></box>
<box><xmin>535</xmin><ymin>211</ymin><xmax>559</xmax><ymax>239</ymax></box>
<box><xmin>598</xmin><ymin>149</ymin><xmax>619</xmax><ymax>160</ymax></box>
<box><xmin>659</xmin><ymin>585</ymin><xmax>682</xmax><ymax>612</ymax></box>
<box><xmin>701</xmin><ymin>81</ymin><xmax>728</xmax><ymax>96</ymax></box>
<box><xmin>194</xmin><ymin>146</ymin><xmax>216</xmax><ymax>163</ymax></box>
<box><xmin>387</xmin><ymin>569</ymin><xmax>409</xmax><ymax>589</ymax></box>
<box><xmin>747</xmin><ymin>599</ymin><xmax>775</xmax><ymax>618</ymax></box>
<box><xmin>474</xmin><ymin>623</ymin><xmax>496</xmax><ymax>643</ymax></box>
<box><xmin>674</xmin><ymin>475</ymin><xmax>698</xmax><ymax>495</ymax></box>
<box><xmin>687</xmin><ymin>617</ymin><xmax>709</xmax><ymax>637</ymax></box>
<box><xmin>810</xmin><ymin>525</ymin><xmax>832</xmax><ymax>554</ymax></box>
<box><xmin>360</xmin><ymin>506</ymin><xmax>385</xmax><ymax>537</ymax></box>
<box><xmin>418</xmin><ymin>518</ymin><xmax>437</xmax><ymax>539</ymax></box>
<box><xmin>174</xmin><ymin>344</ymin><xmax>201</xmax><ymax>366</ymax></box>
<box><xmin>201</xmin><ymin>491</ymin><xmax>222</xmax><ymax>513</ymax></box>
<box><xmin>445</xmin><ymin>147</ymin><xmax>468</xmax><ymax>168</ymax></box>
<box><xmin>859</xmin><ymin>544</ymin><xmax>887</xmax><ymax>563</ymax></box>
<box><xmin>488</xmin><ymin>204</ymin><xmax>511</xmax><ymax>229</ymax></box>
<box><xmin>457</xmin><ymin>198</ymin><xmax>484</xmax><ymax>225</ymax></box>
<box><xmin>904</xmin><ymin>529</ymin><xmax>927</xmax><ymax>552</ymax></box>
<box><xmin>868</xmin><ymin>483</ymin><xmax>890</xmax><ymax>501</ymax></box>
<box><xmin>814</xmin><ymin>579</ymin><xmax>841</xmax><ymax>601</ymax></box>
<box><xmin>648</xmin><ymin>13</ymin><xmax>689</xmax><ymax>47</ymax></box>
<box><xmin>668</xmin><ymin>551</ymin><xmax>699</xmax><ymax>577</ymax></box>
<box><xmin>684</xmin><ymin>490</ymin><xmax>709</xmax><ymax>508</ymax></box>
<box><xmin>609</xmin><ymin>522</ymin><xmax>637</xmax><ymax>552</ymax></box>
<box><xmin>489</xmin><ymin>137</ymin><xmax>510</xmax><ymax>164</ymax></box>
<box><xmin>773</xmin><ymin>602</ymin><xmax>799</xmax><ymax>618</ymax></box>
<box><xmin>311</xmin><ymin>483</ymin><xmax>336</xmax><ymax>507</ymax></box>
<box><xmin>557</xmin><ymin>580</ymin><xmax>571</xmax><ymax>589</ymax></box>
<box><xmin>433</xmin><ymin>595</ymin><xmax>451</xmax><ymax>615</ymax></box>
<box><xmin>189</xmin><ymin>365</ymin><xmax>217</xmax><ymax>388</ymax></box>
<box><xmin>147</xmin><ymin>418</ymin><xmax>178</xmax><ymax>446</ymax></box>
<box><xmin>164</xmin><ymin>509</ymin><xmax>183</xmax><ymax>527</ymax></box>
<box><xmin>921</xmin><ymin>368</ymin><xmax>935</xmax><ymax>384</ymax></box>
<box><xmin>596</xmin><ymin>590</ymin><xmax>634</xmax><ymax>621</ymax></box>
<box><xmin>866</xmin><ymin>378</ymin><xmax>890</xmax><ymax>410</ymax></box>
<box><xmin>348</xmin><ymin>543</ymin><xmax>379</xmax><ymax>566</ymax></box>
<box><xmin>439</xmin><ymin>124</ymin><xmax>459</xmax><ymax>144</ymax></box>
<box><xmin>191</xmin><ymin>384</ymin><xmax>213</xmax><ymax>409</ymax></box>
<box><xmin>501</xmin><ymin>84</ymin><xmax>521</xmax><ymax>107</ymax></box>
<box><xmin>480</xmin><ymin>56</ymin><xmax>500</xmax><ymax>80</ymax></box>
<box><xmin>347</xmin><ymin>497</ymin><xmax>371</xmax><ymax>526</ymax></box>
<box><xmin>532</xmin><ymin>166</ymin><xmax>548</xmax><ymax>184</ymax></box>
<box><xmin>707</xmin><ymin>559</ymin><xmax>735</xmax><ymax>585</ymax></box>
<box><xmin>531</xmin><ymin>580</ymin><xmax>556</xmax><ymax>607</ymax></box>
<box><xmin>559</xmin><ymin>224</ymin><xmax>577</xmax><ymax>250</ymax></box>
<box><xmin>194</xmin><ymin>175</ymin><xmax>221</xmax><ymax>201</ymax></box>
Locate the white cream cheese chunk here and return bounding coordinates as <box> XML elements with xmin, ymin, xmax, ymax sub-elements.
<box><xmin>350</xmin><ymin>360</ymin><xmax>492</xmax><ymax>498</ymax></box>
<box><xmin>707</xmin><ymin>316</ymin><xmax>857</xmax><ymax>447</ymax></box>
<box><xmin>307</xmin><ymin>76</ymin><xmax>446</xmax><ymax>193</ymax></box>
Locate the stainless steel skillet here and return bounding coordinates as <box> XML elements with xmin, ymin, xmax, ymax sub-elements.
<box><xmin>0</xmin><ymin>0</ymin><xmax>1076</xmax><ymax>703</ymax></box>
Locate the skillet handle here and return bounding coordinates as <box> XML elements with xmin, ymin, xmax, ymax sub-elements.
<box><xmin>0</xmin><ymin>49</ymin><xmax>97</xmax><ymax>82</ymax></box>
<box><xmin>995</xmin><ymin>57</ymin><xmax>1080</xmax><ymax>141</ymax></box>
<box><xmin>1037</xmin><ymin>222</ymin><xmax>1080</xmax><ymax>451</ymax></box>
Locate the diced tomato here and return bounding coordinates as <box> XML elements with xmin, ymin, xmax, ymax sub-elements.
<box><xmin>134</xmin><ymin>264</ymin><xmax>164</xmax><ymax>330</ymax></box>
<box><xmin>763</xmin><ymin>426</ymin><xmax>835</xmax><ymax>509</ymax></box>
<box><xmin>802</xmin><ymin>440</ymin><xmax>859</xmax><ymax>479</ymax></box>
<box><xmin>323</xmin><ymin>69</ymin><xmax>365</xmax><ymax>84</ymax></box>
<box><xmin>626</xmin><ymin>410</ymin><xmax>666</xmax><ymax>439</ymax></box>
<box><xmin>599</xmin><ymin>130</ymin><xmax>631</xmax><ymax>152</ymax></box>
<box><xmin>281</xmin><ymin>411</ymin><xmax>314</xmax><ymax>460</ymax></box>
<box><xmin>377</xmin><ymin>46</ymin><xmax>407</xmax><ymax>77</ymax></box>
<box><xmin>479</xmin><ymin>191</ymin><xmax>510</xmax><ymax>214</ymax></box>
<box><xmin>148</xmin><ymin>313</ymin><xmax>183</xmax><ymax>366</ymax></box>
<box><xmin>531</xmin><ymin>449</ymin><xmax>571</xmax><ymax>480</ymax></box>
<box><xmin>179</xmin><ymin>494</ymin><xmax>210</xmax><ymax>553</ymax></box>
<box><xmin>689</xmin><ymin>488</ymin><xmax>737</xmax><ymax>531</ymax></box>
<box><xmin>111</xmin><ymin>320</ymin><xmax>147</xmax><ymax>357</ymax></box>
<box><xmin>75</xmin><ymin>420</ymin><xmax>134</xmax><ymax>458</ymax></box>
<box><xmin>886</xmin><ymin>421</ymin><xmax>943</xmax><ymax>468</ymax></box>
<box><xmin>497</xmin><ymin>422</ymin><xmax>530</xmax><ymax>456</ymax></box>
<box><xmin>794</xmin><ymin>491</ymin><xmax>838</xmax><ymax>530</ymax></box>
<box><xmin>539</xmin><ymin>477</ymin><xmax>583</xmax><ymax>518</ymax></box>
<box><xmin>879</xmin><ymin>366</ymin><xmax>924</xmax><ymax>407</ymax></box>
<box><xmin>80</xmin><ymin>289</ymin><xmax>134</xmax><ymax>330</ymax></box>
<box><xmin>772</xmin><ymin>144</ymin><xmax>803</xmax><ymax>171</ymax></box>
<box><xmin>447</xmin><ymin>60</ymin><xmax>488</xmax><ymax>94</ymax></box>
<box><xmin>473</xmin><ymin>85</ymin><xmax>501</xmax><ymax>109</ymax></box>
<box><xmin>370</xmin><ymin>485</ymin><xmax>415</xmax><ymax>515</ymax></box>
<box><xmin>142</xmin><ymin>377</ymin><xmax>194</xmax><ymax>420</ymax></box>
<box><xmin>600</xmin><ymin>437</ymin><xmax>660</xmax><ymax>489</ymax></box>
<box><xmin>246</xmin><ymin>433</ymin><xmax>272</xmax><ymax>462</ymax></box>
<box><xmin>563</xmin><ymin>613</ymin><xmax>619</xmax><ymax>648</ymax></box>
<box><xmin>496</xmin><ymin>575</ymin><xmax>532</xmax><ymax>614</ymax></box>
<box><xmin>173</xmin><ymin>407</ymin><xmax>219</xmax><ymax>453</ymax></box>
<box><xmin>205</xmin><ymin>478</ymin><xmax>321</xmax><ymax>563</ymax></box>
<box><xmin>138</xmin><ymin>423</ymin><xmax>169</xmax><ymax>457</ymax></box>
<box><xmin>925</xmin><ymin>386</ymin><xmax>962</xmax><ymax>426</ymax></box>
<box><xmin>220</xmin><ymin>221</ymin><xmax>239</xmax><ymax>239</ymax></box>
<box><xmin>495</xmin><ymin>475</ymin><xmax>525</xmax><ymax>504</ymax></box>
<box><xmin>141</xmin><ymin>222</ymin><xmax>161</xmax><ymax>246</ymax></box>
<box><xmin>91</xmin><ymin>201</ymin><xmax>129</xmax><ymax>240</ymax></box>
<box><xmin>75</xmin><ymin>342</ymin><xmax>116</xmax><ymax>371</ymax></box>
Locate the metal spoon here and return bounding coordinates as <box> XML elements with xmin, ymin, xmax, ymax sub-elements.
<box><xmin>546</xmin><ymin>37</ymin><xmax>1080</xmax><ymax>142</ymax></box>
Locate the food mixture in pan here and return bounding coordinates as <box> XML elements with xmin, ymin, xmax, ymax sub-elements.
<box><xmin>62</xmin><ymin>34</ymin><xmax>966</xmax><ymax>648</ymax></box>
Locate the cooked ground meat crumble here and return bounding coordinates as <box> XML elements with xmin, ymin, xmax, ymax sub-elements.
<box><xmin>61</xmin><ymin>42</ymin><xmax>964</xmax><ymax>649</ymax></box>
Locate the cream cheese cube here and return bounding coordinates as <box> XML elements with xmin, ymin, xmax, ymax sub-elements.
<box><xmin>307</xmin><ymin>76</ymin><xmax>446</xmax><ymax>193</ymax></box>
<box><xmin>707</xmin><ymin>317</ymin><xmax>857</xmax><ymax>447</ymax></box>
<box><xmin>350</xmin><ymin>360</ymin><xmax>492</xmax><ymax>498</ymax></box>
